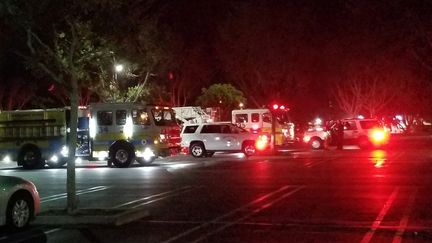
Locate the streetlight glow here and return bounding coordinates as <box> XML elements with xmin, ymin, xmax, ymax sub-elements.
<box><xmin>115</xmin><ymin>64</ymin><xmax>124</xmax><ymax>73</ymax></box>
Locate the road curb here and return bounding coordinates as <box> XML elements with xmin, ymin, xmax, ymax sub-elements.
<box><xmin>33</xmin><ymin>208</ymin><xmax>150</xmax><ymax>226</ymax></box>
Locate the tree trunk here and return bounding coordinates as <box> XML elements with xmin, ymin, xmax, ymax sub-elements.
<box><xmin>67</xmin><ymin>77</ymin><xmax>79</xmax><ymax>214</ymax></box>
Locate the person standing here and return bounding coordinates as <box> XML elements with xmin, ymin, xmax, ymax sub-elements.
<box><xmin>336</xmin><ymin>120</ymin><xmax>344</xmax><ymax>150</ymax></box>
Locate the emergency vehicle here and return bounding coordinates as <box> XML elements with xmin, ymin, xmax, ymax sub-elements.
<box><xmin>231</xmin><ymin>108</ymin><xmax>295</xmax><ymax>147</ymax></box>
<box><xmin>172</xmin><ymin>106</ymin><xmax>212</xmax><ymax>125</ymax></box>
<box><xmin>0</xmin><ymin>108</ymin><xmax>70</xmax><ymax>169</ymax></box>
<box><xmin>87</xmin><ymin>102</ymin><xmax>181</xmax><ymax>168</ymax></box>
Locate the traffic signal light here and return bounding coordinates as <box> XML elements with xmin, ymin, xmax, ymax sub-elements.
<box><xmin>271</xmin><ymin>104</ymin><xmax>288</xmax><ymax>111</ymax></box>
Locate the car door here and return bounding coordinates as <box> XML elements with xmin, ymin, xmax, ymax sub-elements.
<box><xmin>220</xmin><ymin>124</ymin><xmax>242</xmax><ymax>150</ymax></box>
<box><xmin>199</xmin><ymin>124</ymin><xmax>223</xmax><ymax>150</ymax></box>
<box><xmin>343</xmin><ymin>121</ymin><xmax>359</xmax><ymax>144</ymax></box>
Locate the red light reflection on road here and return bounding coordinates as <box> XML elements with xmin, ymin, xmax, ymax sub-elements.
<box><xmin>370</xmin><ymin>150</ymin><xmax>387</xmax><ymax>168</ymax></box>
<box><xmin>251</xmin><ymin>160</ymin><xmax>271</xmax><ymax>185</ymax></box>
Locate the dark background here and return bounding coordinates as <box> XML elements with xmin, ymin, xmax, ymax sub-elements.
<box><xmin>1</xmin><ymin>0</ymin><xmax>432</xmax><ymax>123</ymax></box>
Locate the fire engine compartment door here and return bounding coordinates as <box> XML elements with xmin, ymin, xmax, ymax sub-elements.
<box><xmin>96</xmin><ymin>110</ymin><xmax>127</xmax><ymax>136</ymax></box>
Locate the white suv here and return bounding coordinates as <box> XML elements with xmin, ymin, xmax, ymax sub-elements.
<box><xmin>303</xmin><ymin>118</ymin><xmax>389</xmax><ymax>149</ymax></box>
<box><xmin>181</xmin><ymin>122</ymin><xmax>261</xmax><ymax>157</ymax></box>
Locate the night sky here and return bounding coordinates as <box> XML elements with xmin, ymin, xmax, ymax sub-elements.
<box><xmin>1</xmin><ymin>0</ymin><xmax>432</xmax><ymax>121</ymax></box>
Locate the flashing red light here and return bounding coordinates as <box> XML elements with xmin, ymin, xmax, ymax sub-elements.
<box><xmin>255</xmin><ymin>135</ymin><xmax>269</xmax><ymax>151</ymax></box>
<box><xmin>370</xmin><ymin>129</ymin><xmax>389</xmax><ymax>145</ymax></box>
<box><xmin>280</xmin><ymin>105</ymin><xmax>285</xmax><ymax>110</ymax></box>
<box><xmin>272</xmin><ymin>104</ymin><xmax>279</xmax><ymax>110</ymax></box>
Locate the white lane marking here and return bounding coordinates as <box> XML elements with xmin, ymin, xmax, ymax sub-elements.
<box><xmin>40</xmin><ymin>186</ymin><xmax>110</xmax><ymax>203</ymax></box>
<box><xmin>44</xmin><ymin>227</ymin><xmax>62</xmax><ymax>235</ymax></box>
<box><xmin>192</xmin><ymin>186</ymin><xmax>305</xmax><ymax>243</ymax></box>
<box><xmin>41</xmin><ymin>186</ymin><xmax>106</xmax><ymax>200</ymax></box>
<box><xmin>360</xmin><ymin>187</ymin><xmax>400</xmax><ymax>243</ymax></box>
<box><xmin>114</xmin><ymin>186</ymin><xmax>196</xmax><ymax>209</ymax></box>
<box><xmin>392</xmin><ymin>189</ymin><xmax>418</xmax><ymax>243</ymax></box>
<box><xmin>161</xmin><ymin>185</ymin><xmax>293</xmax><ymax>243</ymax></box>
<box><xmin>131</xmin><ymin>187</ymin><xmax>197</xmax><ymax>209</ymax></box>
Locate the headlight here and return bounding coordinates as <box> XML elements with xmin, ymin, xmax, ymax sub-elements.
<box><xmin>2</xmin><ymin>155</ymin><xmax>11</xmax><ymax>163</ymax></box>
<box><xmin>136</xmin><ymin>147</ymin><xmax>155</xmax><ymax>161</ymax></box>
<box><xmin>50</xmin><ymin>155</ymin><xmax>59</xmax><ymax>162</ymax></box>
<box><xmin>93</xmin><ymin>151</ymin><xmax>108</xmax><ymax>161</ymax></box>
<box><xmin>75</xmin><ymin>157</ymin><xmax>83</xmax><ymax>164</ymax></box>
<box><xmin>61</xmin><ymin>146</ymin><xmax>69</xmax><ymax>157</ymax></box>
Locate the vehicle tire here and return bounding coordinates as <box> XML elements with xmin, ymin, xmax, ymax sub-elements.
<box><xmin>242</xmin><ymin>141</ymin><xmax>256</xmax><ymax>157</ymax></box>
<box><xmin>206</xmin><ymin>152</ymin><xmax>215</xmax><ymax>157</ymax></box>
<box><xmin>109</xmin><ymin>142</ymin><xmax>135</xmax><ymax>168</ymax></box>
<box><xmin>18</xmin><ymin>145</ymin><xmax>44</xmax><ymax>170</ymax></box>
<box><xmin>6</xmin><ymin>191</ymin><xmax>33</xmax><ymax>229</ymax></box>
<box><xmin>310</xmin><ymin>138</ymin><xmax>323</xmax><ymax>150</ymax></box>
<box><xmin>190</xmin><ymin>142</ymin><xmax>205</xmax><ymax>158</ymax></box>
<box><xmin>136</xmin><ymin>156</ymin><xmax>156</xmax><ymax>166</ymax></box>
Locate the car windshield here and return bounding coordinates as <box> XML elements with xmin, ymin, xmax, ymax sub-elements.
<box><xmin>151</xmin><ymin>109</ymin><xmax>177</xmax><ymax>126</ymax></box>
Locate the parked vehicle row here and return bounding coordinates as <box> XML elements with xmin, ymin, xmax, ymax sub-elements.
<box><xmin>302</xmin><ymin>118</ymin><xmax>390</xmax><ymax>149</ymax></box>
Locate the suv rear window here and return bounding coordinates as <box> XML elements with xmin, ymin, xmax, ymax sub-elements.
<box><xmin>360</xmin><ymin>120</ymin><xmax>380</xmax><ymax>129</ymax></box>
<box><xmin>183</xmin><ymin>125</ymin><xmax>199</xmax><ymax>134</ymax></box>
<box><xmin>201</xmin><ymin>125</ymin><xmax>222</xmax><ymax>133</ymax></box>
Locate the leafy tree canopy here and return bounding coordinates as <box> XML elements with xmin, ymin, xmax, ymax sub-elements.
<box><xmin>196</xmin><ymin>83</ymin><xmax>246</xmax><ymax>120</ymax></box>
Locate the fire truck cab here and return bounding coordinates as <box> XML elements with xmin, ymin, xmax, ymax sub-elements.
<box><xmin>88</xmin><ymin>103</ymin><xmax>181</xmax><ymax>168</ymax></box>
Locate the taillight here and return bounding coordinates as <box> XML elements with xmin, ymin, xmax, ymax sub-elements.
<box><xmin>256</xmin><ymin>135</ymin><xmax>269</xmax><ymax>151</ymax></box>
<box><xmin>371</xmin><ymin>129</ymin><xmax>388</xmax><ymax>145</ymax></box>
<box><xmin>159</xmin><ymin>128</ymin><xmax>168</xmax><ymax>142</ymax></box>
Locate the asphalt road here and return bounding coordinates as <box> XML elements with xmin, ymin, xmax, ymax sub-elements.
<box><xmin>1</xmin><ymin>135</ymin><xmax>432</xmax><ymax>243</ymax></box>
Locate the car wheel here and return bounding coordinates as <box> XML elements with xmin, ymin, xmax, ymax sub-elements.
<box><xmin>109</xmin><ymin>142</ymin><xmax>135</xmax><ymax>168</ymax></box>
<box><xmin>190</xmin><ymin>143</ymin><xmax>205</xmax><ymax>158</ymax></box>
<box><xmin>243</xmin><ymin>141</ymin><xmax>256</xmax><ymax>157</ymax></box>
<box><xmin>310</xmin><ymin>138</ymin><xmax>323</xmax><ymax>149</ymax></box>
<box><xmin>18</xmin><ymin>145</ymin><xmax>44</xmax><ymax>169</ymax></box>
<box><xmin>7</xmin><ymin>192</ymin><xmax>33</xmax><ymax>229</ymax></box>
